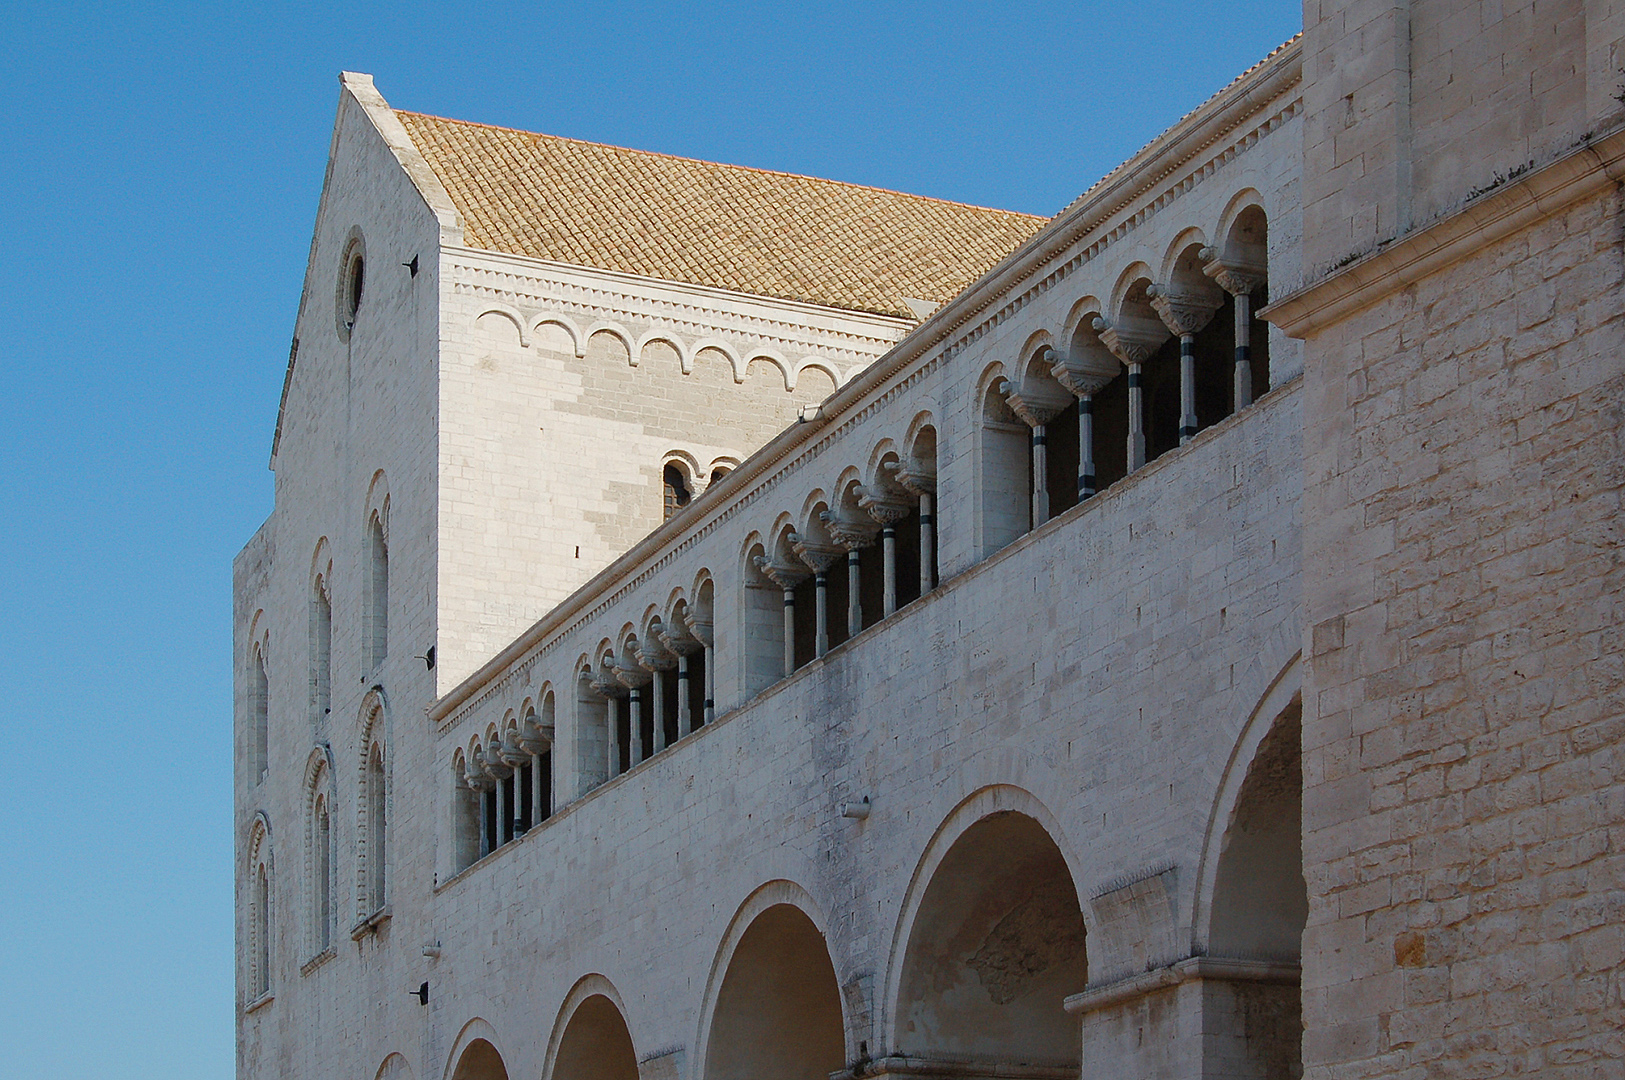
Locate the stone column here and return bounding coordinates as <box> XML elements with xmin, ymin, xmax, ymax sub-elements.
<box><xmin>754</xmin><ymin>555</ymin><xmax>808</xmax><ymax>677</ymax></box>
<box><xmin>518</xmin><ymin>718</ymin><xmax>550</xmax><ymax>823</ymax></box>
<box><xmin>821</xmin><ymin>509</ymin><xmax>880</xmax><ymax>636</ymax></box>
<box><xmin>1095</xmin><ymin>316</ymin><xmax>1168</xmax><ymax>472</ymax></box>
<box><xmin>614</xmin><ymin>661</ymin><xmax>652</xmax><ymax>766</ymax></box>
<box><xmin>791</xmin><ymin>534</ymin><xmax>843</xmax><ymax>658</ymax></box>
<box><xmin>498</xmin><ymin>734</ymin><xmax>530</xmax><ymax>835</ymax></box>
<box><xmin>1002</xmin><ymin>370</ymin><xmax>1071</xmax><ymax>527</ymax></box>
<box><xmin>589</xmin><ymin>667</ymin><xmax>621</xmax><ymax>779</ymax></box>
<box><xmin>656</xmin><ymin>621</ymin><xmax>700</xmax><ymax>737</ymax></box>
<box><xmin>857</xmin><ymin>485</ymin><xmax>912</xmax><ymax>616</ymax></box>
<box><xmin>1202</xmin><ymin>247</ymin><xmax>1267</xmax><ymax>411</ymax></box>
<box><xmin>680</xmin><ymin>611</ymin><xmax>716</xmax><ymax>724</ymax></box>
<box><xmin>484</xmin><ymin>745</ymin><xmax>512</xmax><ymax>845</ymax></box>
<box><xmin>1148</xmin><ymin>284</ymin><xmax>1222</xmax><ymax>445</ymax></box>
<box><xmin>464</xmin><ymin>758</ymin><xmax>494</xmax><ymax>858</ymax></box>
<box><xmin>637</xmin><ymin>639</ymin><xmax>678</xmax><ymax>753</ymax></box>
<box><xmin>892</xmin><ymin>464</ymin><xmax>937</xmax><ymax>593</ymax></box>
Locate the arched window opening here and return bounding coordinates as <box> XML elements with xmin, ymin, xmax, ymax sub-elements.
<box><xmin>689</xmin><ymin>579</ymin><xmax>715</xmax><ymax>726</ymax></box>
<box><xmin>575</xmin><ymin>667</ymin><xmax>610</xmax><ymax>795</ymax></box>
<box><xmin>663</xmin><ymin>463</ymin><xmax>693</xmax><ymax>520</ymax></box>
<box><xmin>365</xmin><ymin>742</ymin><xmax>387</xmax><ymax>915</ymax></box>
<box><xmin>453</xmin><ymin>752</ymin><xmax>481</xmax><ymax>871</ymax></box>
<box><xmin>1207</xmin><ymin>698</ymin><xmax>1306</xmax><ymax>1074</ymax></box>
<box><xmin>1045</xmin><ymin>397</ymin><xmax>1081</xmax><ymax>517</ymax></box>
<box><xmin>312</xmin><ymin>795</ymin><xmax>332</xmax><ymax>953</ymax></box>
<box><xmin>366</xmin><ymin>514</ymin><xmax>389</xmax><ymax>671</ymax></box>
<box><xmin>826</xmin><ymin>485</ymin><xmax>886</xmax><ymax>638</ymax></box>
<box><xmin>978</xmin><ymin>383</ymin><xmax>1030</xmax><ymax>558</ymax></box>
<box><xmin>1205</xmin><ymin>206</ymin><xmax>1272</xmax><ymax>411</ymax></box>
<box><xmin>710</xmin><ymin>465</ymin><xmax>731</xmax><ymax>484</ymax></box>
<box><xmin>346</xmin><ymin>253</ymin><xmax>365</xmax><ymax>323</ymax></box>
<box><xmin>746</xmin><ymin>538</ymin><xmax>797</xmax><ymax>687</ymax></box>
<box><xmin>254</xmin><ymin>863</ymin><xmax>271</xmax><ymax>998</ymax></box>
<box><xmin>705</xmin><ymin>904</ymin><xmax>844</xmax><ymax>1080</ymax></box>
<box><xmin>1005</xmin><ymin>356</ymin><xmax>1077</xmax><ymax>528</ymax></box>
<box><xmin>1150</xmin><ymin>244</ymin><xmax>1227</xmax><ymax>447</ymax></box>
<box><xmin>1060</xmin><ymin>318</ymin><xmax>1125</xmax><ymax>498</ymax></box>
<box><xmin>553</xmin><ymin>995</ymin><xmax>638</xmax><ymax>1080</ymax></box>
<box><xmin>450</xmin><ymin>1038</ymin><xmax>509</xmax><ymax>1080</ymax></box>
<box><xmin>896</xmin><ymin>811</ymin><xmax>1086</xmax><ymax>1071</ymax></box>
<box><xmin>251</xmin><ymin>647</ymin><xmax>269</xmax><ymax>784</ymax></box>
<box><xmin>894</xmin><ymin>425</ymin><xmax>938</xmax><ymax>596</ymax></box>
<box><xmin>310</xmin><ymin>579</ymin><xmax>332</xmax><ymax>722</ymax></box>
<box><xmin>532</xmin><ymin>693</ymin><xmax>556</xmax><ymax>824</ymax></box>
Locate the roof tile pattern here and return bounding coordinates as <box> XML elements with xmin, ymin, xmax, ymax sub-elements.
<box><xmin>397</xmin><ymin>112</ymin><xmax>1047</xmax><ymax>319</ymax></box>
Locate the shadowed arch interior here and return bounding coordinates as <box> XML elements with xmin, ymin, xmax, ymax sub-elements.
<box><xmin>450</xmin><ymin>1039</ymin><xmax>507</xmax><ymax>1080</ymax></box>
<box><xmin>895</xmin><ymin>811</ymin><xmax>1086</xmax><ymax>1069</ymax></box>
<box><xmin>553</xmin><ymin>994</ymin><xmax>638</xmax><ymax>1080</ymax></box>
<box><xmin>705</xmin><ymin>903</ymin><xmax>844</xmax><ymax>1080</ymax></box>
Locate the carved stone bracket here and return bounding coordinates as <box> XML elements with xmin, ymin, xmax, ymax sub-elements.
<box><xmin>1093</xmin><ymin>315</ymin><xmax>1169</xmax><ymax>365</ymax></box>
<box><xmin>679</xmin><ymin>611</ymin><xmax>714</xmax><ymax>649</ymax></box>
<box><xmin>1051</xmin><ymin>347</ymin><xmax>1121</xmax><ymax>399</ymax></box>
<box><xmin>856</xmin><ymin>484</ymin><xmax>913</xmax><ymax>527</ymax></box>
<box><xmin>1200</xmin><ymin>246</ymin><xmax>1267</xmax><ymax>298</ymax></box>
<box><xmin>753</xmin><ymin>553</ymin><xmax>809</xmax><ymax>591</ymax></box>
<box><xmin>611</xmin><ymin>659</ymin><xmax>652</xmax><ymax>691</ymax></box>
<box><xmin>1147</xmin><ymin>283</ymin><xmax>1223</xmax><ymax>337</ymax></box>
<box><xmin>999</xmin><ymin>373</ymin><xmax>1072</xmax><ymax>428</ymax></box>
<box><xmin>789</xmin><ymin>534</ymin><xmax>845</xmax><ymax>575</ymax></box>
<box><xmin>517</xmin><ymin>720</ymin><xmax>551</xmax><ymax>754</ymax></box>
<box><xmin>497</xmin><ymin>734</ymin><xmax>530</xmax><ymax>770</ymax></box>
<box><xmin>819</xmin><ymin>508</ymin><xmax>881</xmax><ymax>551</ymax></box>
<box><xmin>656</xmin><ymin>621</ymin><xmax>702</xmax><ymax>656</ymax></box>
<box><xmin>888</xmin><ymin>461</ymin><xmax>937</xmax><ymax>498</ymax></box>
<box><xmin>480</xmin><ymin>744</ymin><xmax>513</xmax><ymax>780</ymax></box>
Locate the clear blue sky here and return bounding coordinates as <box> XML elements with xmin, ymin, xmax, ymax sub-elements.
<box><xmin>0</xmin><ymin>2</ymin><xmax>1300</xmax><ymax>1076</ymax></box>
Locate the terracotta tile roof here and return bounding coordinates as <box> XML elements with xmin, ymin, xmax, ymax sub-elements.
<box><xmin>396</xmin><ymin>111</ymin><xmax>1047</xmax><ymax>319</ymax></box>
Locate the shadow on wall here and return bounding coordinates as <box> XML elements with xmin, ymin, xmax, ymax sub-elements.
<box><xmin>894</xmin><ymin>811</ymin><xmax>1087</xmax><ymax>1072</ymax></box>
<box><xmin>705</xmin><ymin>904</ymin><xmax>845</xmax><ymax>1080</ymax></box>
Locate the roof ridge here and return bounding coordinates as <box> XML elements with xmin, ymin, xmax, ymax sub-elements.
<box><xmin>394</xmin><ymin>109</ymin><xmax>1047</xmax><ymax>222</ymax></box>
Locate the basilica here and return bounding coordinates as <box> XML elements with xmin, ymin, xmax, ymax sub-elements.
<box><xmin>235</xmin><ymin>2</ymin><xmax>1625</xmax><ymax>1077</ymax></box>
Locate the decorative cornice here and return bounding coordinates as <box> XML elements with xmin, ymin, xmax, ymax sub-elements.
<box><xmin>1264</xmin><ymin>122</ymin><xmax>1625</xmax><ymax>338</ymax></box>
<box><xmin>426</xmin><ymin>41</ymin><xmax>1304</xmax><ymax>730</ymax></box>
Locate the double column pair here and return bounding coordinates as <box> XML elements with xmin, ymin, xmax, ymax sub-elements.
<box><xmin>464</xmin><ymin>715</ymin><xmax>551</xmax><ymax>857</ymax></box>
<box><xmin>595</xmin><ymin>611</ymin><xmax>715</xmax><ymax>780</ymax></box>
<box><xmin>755</xmin><ymin>469</ymin><xmax>935</xmax><ymax>679</ymax></box>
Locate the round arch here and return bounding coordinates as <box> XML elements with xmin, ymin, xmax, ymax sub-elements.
<box><xmin>882</xmin><ymin>786</ymin><xmax>1090</xmax><ymax>1071</ymax></box>
<box><xmin>543</xmin><ymin>974</ymin><xmax>639</xmax><ymax>1080</ymax></box>
<box><xmin>1191</xmin><ymin>652</ymin><xmax>1306</xmax><ymax>956</ymax></box>
<box><xmin>443</xmin><ymin>1020</ymin><xmax>508</xmax><ymax>1080</ymax></box>
<box><xmin>693</xmin><ymin>880</ymin><xmax>848</xmax><ymax>1078</ymax></box>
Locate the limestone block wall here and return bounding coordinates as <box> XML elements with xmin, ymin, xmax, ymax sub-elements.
<box><xmin>433</xmin><ymin>250</ymin><xmax>912</xmax><ymax>687</ymax></box>
<box><xmin>233</xmin><ymin>75</ymin><xmax>449</xmax><ymax>1078</ymax></box>
<box><xmin>418</xmin><ymin>379</ymin><xmax>1304</xmax><ymax>1080</ymax></box>
<box><xmin>1296</xmin><ymin>176</ymin><xmax>1625</xmax><ymax>1079</ymax></box>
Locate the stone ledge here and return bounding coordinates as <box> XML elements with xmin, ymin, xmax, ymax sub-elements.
<box><xmin>1263</xmin><ymin>121</ymin><xmax>1625</xmax><ymax>339</ymax></box>
<box><xmin>1063</xmin><ymin>955</ymin><xmax>1301</xmax><ymax>1015</ymax></box>
<box><xmin>831</xmin><ymin>1056</ymin><xmax>1076</xmax><ymax>1080</ymax></box>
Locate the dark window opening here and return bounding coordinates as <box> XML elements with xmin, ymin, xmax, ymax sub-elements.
<box><xmin>663</xmin><ymin>465</ymin><xmax>692</xmax><ymax>520</ymax></box>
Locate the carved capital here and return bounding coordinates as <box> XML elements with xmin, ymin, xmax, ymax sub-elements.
<box><xmin>517</xmin><ymin>719</ymin><xmax>551</xmax><ymax>754</ymax></box>
<box><xmin>789</xmin><ymin>533</ymin><xmax>845</xmax><ymax>574</ymax></box>
<box><xmin>497</xmin><ymin>735</ymin><xmax>530</xmax><ymax>769</ymax></box>
<box><xmin>819</xmin><ymin>508</ymin><xmax>881</xmax><ymax>551</ymax></box>
<box><xmin>679</xmin><ymin>610</ymin><xmax>714</xmax><ymax>648</ymax></box>
<box><xmin>999</xmin><ymin>374</ymin><xmax>1072</xmax><ymax>428</ymax></box>
<box><xmin>656</xmin><ymin>621</ymin><xmax>701</xmax><ymax>657</ymax></box>
<box><xmin>611</xmin><ymin>659</ymin><xmax>652</xmax><ymax>691</ymax></box>
<box><xmin>480</xmin><ymin>744</ymin><xmax>513</xmax><ymax>779</ymax></box>
<box><xmin>753</xmin><ymin>552</ymin><xmax>809</xmax><ymax>591</ymax></box>
<box><xmin>1147</xmin><ymin>283</ymin><xmax>1223</xmax><ymax>337</ymax></box>
<box><xmin>636</xmin><ymin>642</ymin><xmax>678</xmax><ymax>672</ymax></box>
<box><xmin>856</xmin><ymin>484</ymin><xmax>913</xmax><ymax>527</ymax></box>
<box><xmin>887</xmin><ymin>461</ymin><xmax>937</xmax><ymax>497</ymax></box>
<box><xmin>1051</xmin><ymin>344</ymin><xmax>1122</xmax><ymax>398</ymax></box>
<box><xmin>587</xmin><ymin>668</ymin><xmax>621</xmax><ymax>698</ymax></box>
<box><xmin>1093</xmin><ymin>315</ymin><xmax>1169</xmax><ymax>365</ymax></box>
<box><xmin>463</xmin><ymin>753</ymin><xmax>495</xmax><ymax>792</ymax></box>
<box><xmin>1200</xmin><ymin>248</ymin><xmax>1267</xmax><ymax>299</ymax></box>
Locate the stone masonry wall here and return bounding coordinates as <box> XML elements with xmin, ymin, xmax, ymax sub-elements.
<box><xmin>1299</xmin><ymin>183</ymin><xmax>1625</xmax><ymax>1078</ymax></box>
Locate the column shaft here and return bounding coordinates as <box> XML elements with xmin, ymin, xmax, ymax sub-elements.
<box><xmin>1233</xmin><ymin>291</ymin><xmax>1253</xmax><ymax>409</ymax></box>
<box><xmin>1079</xmin><ymin>395</ymin><xmax>1096</xmax><ymax>499</ymax></box>
<box><xmin>703</xmin><ymin>644</ymin><xmax>716</xmax><ymax>724</ymax></box>
<box><xmin>651</xmin><ymin>671</ymin><xmax>667</xmax><ymax>753</ymax></box>
<box><xmin>1180</xmin><ymin>334</ymin><xmax>1197</xmax><ymax>445</ymax></box>
<box><xmin>532</xmin><ymin>753</ymin><xmax>545</xmax><ymax>824</ymax></box>
<box><xmin>881</xmin><ymin>527</ymin><xmax>897</xmax><ymax>616</ymax></box>
<box><xmin>847</xmin><ymin>550</ymin><xmax>862</xmax><ymax>637</ymax></box>
<box><xmin>814</xmin><ymin>572</ymin><xmax>829</xmax><ymax>657</ymax></box>
<box><xmin>919</xmin><ymin>493</ymin><xmax>935</xmax><ymax>593</ymax></box>
<box><xmin>781</xmin><ymin>589</ymin><xmax>796</xmax><ymax>677</ymax></box>
<box><xmin>677</xmin><ymin>655</ymin><xmax>692</xmax><ymax>738</ymax></box>
<box><xmin>605</xmin><ymin>697</ymin><xmax>620</xmax><ymax>779</ymax></box>
<box><xmin>1031</xmin><ymin>424</ymin><xmax>1049</xmax><ymax>527</ymax></box>
<box><xmin>628</xmin><ymin>689</ymin><xmax>644</xmax><ymax>766</ymax></box>
<box><xmin>495</xmin><ymin>772</ymin><xmax>508</xmax><ymax>845</ymax></box>
<box><xmin>478</xmin><ymin>789</ymin><xmax>490</xmax><ymax>857</ymax></box>
<box><xmin>1128</xmin><ymin>363</ymin><xmax>1146</xmax><ymax>470</ymax></box>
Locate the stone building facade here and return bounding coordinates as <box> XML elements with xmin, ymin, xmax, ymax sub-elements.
<box><xmin>234</xmin><ymin>3</ymin><xmax>1624</xmax><ymax>1078</ymax></box>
